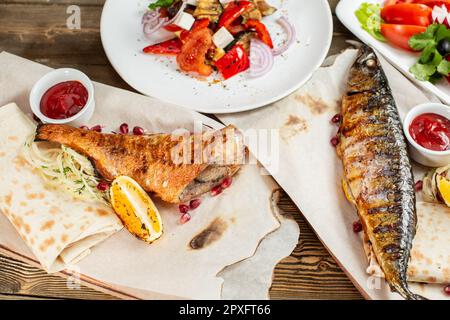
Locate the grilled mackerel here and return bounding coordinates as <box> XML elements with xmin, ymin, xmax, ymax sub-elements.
<box><xmin>337</xmin><ymin>46</ymin><xmax>424</xmax><ymax>300</ymax></box>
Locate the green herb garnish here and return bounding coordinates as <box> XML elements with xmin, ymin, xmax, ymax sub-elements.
<box><xmin>355</xmin><ymin>3</ymin><xmax>386</xmax><ymax>42</ymax></box>
<box><xmin>409</xmin><ymin>24</ymin><xmax>450</xmax><ymax>82</ymax></box>
<box><xmin>149</xmin><ymin>0</ymin><xmax>175</xmax><ymax>10</ymax></box>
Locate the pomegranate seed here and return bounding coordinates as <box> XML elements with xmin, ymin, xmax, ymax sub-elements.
<box><xmin>180</xmin><ymin>213</ymin><xmax>191</xmax><ymax>224</ymax></box>
<box><xmin>79</xmin><ymin>125</ymin><xmax>89</xmax><ymax>130</ymax></box>
<box><xmin>353</xmin><ymin>221</ymin><xmax>363</xmax><ymax>233</ymax></box>
<box><xmin>221</xmin><ymin>177</ymin><xmax>232</xmax><ymax>189</ymax></box>
<box><xmin>96</xmin><ymin>181</ymin><xmax>109</xmax><ymax>191</ymax></box>
<box><xmin>179</xmin><ymin>204</ymin><xmax>190</xmax><ymax>214</ymax></box>
<box><xmin>444</xmin><ymin>285</ymin><xmax>450</xmax><ymax>295</ymax></box>
<box><xmin>211</xmin><ymin>185</ymin><xmax>223</xmax><ymax>197</ymax></box>
<box><xmin>189</xmin><ymin>199</ymin><xmax>201</xmax><ymax>210</ymax></box>
<box><xmin>133</xmin><ymin>126</ymin><xmax>145</xmax><ymax>135</ymax></box>
<box><xmin>331</xmin><ymin>114</ymin><xmax>342</xmax><ymax>124</ymax></box>
<box><xmin>120</xmin><ymin>123</ymin><xmax>129</xmax><ymax>134</ymax></box>
<box><xmin>415</xmin><ymin>180</ymin><xmax>423</xmax><ymax>192</ymax></box>
<box><xmin>330</xmin><ymin>136</ymin><xmax>340</xmax><ymax>147</ymax></box>
<box><xmin>91</xmin><ymin>125</ymin><xmax>102</xmax><ymax>132</ymax></box>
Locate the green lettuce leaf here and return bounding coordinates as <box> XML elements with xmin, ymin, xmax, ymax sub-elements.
<box><xmin>355</xmin><ymin>3</ymin><xmax>386</xmax><ymax>42</ymax></box>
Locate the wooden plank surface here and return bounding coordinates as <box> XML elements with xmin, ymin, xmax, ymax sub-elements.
<box><xmin>0</xmin><ymin>0</ymin><xmax>363</xmax><ymax>300</ymax></box>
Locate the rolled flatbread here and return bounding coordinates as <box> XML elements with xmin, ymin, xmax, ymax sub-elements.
<box><xmin>0</xmin><ymin>103</ymin><xmax>123</xmax><ymax>273</ymax></box>
<box><xmin>365</xmin><ymin>202</ymin><xmax>450</xmax><ymax>284</ymax></box>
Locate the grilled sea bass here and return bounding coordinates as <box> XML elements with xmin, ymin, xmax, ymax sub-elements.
<box><xmin>337</xmin><ymin>46</ymin><xmax>424</xmax><ymax>300</ymax></box>
<box><xmin>36</xmin><ymin>124</ymin><xmax>244</xmax><ymax>204</ymax></box>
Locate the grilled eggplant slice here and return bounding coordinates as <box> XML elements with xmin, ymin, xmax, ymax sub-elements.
<box><xmin>193</xmin><ymin>0</ymin><xmax>223</xmax><ymax>23</ymax></box>
<box><xmin>242</xmin><ymin>0</ymin><xmax>277</xmax><ymax>22</ymax></box>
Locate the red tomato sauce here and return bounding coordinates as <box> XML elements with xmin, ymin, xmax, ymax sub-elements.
<box><xmin>40</xmin><ymin>81</ymin><xmax>88</xmax><ymax>119</ymax></box>
<box><xmin>409</xmin><ymin>113</ymin><xmax>450</xmax><ymax>152</ymax></box>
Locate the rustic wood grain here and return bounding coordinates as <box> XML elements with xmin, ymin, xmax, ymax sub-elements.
<box><xmin>0</xmin><ymin>0</ymin><xmax>363</xmax><ymax>300</ymax></box>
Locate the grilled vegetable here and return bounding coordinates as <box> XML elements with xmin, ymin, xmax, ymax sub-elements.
<box><xmin>337</xmin><ymin>45</ymin><xmax>425</xmax><ymax>300</ymax></box>
<box><xmin>242</xmin><ymin>0</ymin><xmax>277</xmax><ymax>22</ymax></box>
<box><xmin>178</xmin><ymin>26</ymin><xmax>213</xmax><ymax>76</ymax></box>
<box><xmin>215</xmin><ymin>44</ymin><xmax>250</xmax><ymax>79</ymax></box>
<box><xmin>243</xmin><ymin>19</ymin><xmax>273</xmax><ymax>48</ymax></box>
<box><xmin>193</xmin><ymin>0</ymin><xmax>223</xmax><ymax>23</ymax></box>
<box><xmin>224</xmin><ymin>31</ymin><xmax>255</xmax><ymax>54</ymax></box>
<box><xmin>143</xmin><ymin>38</ymin><xmax>183</xmax><ymax>55</ymax></box>
<box><xmin>255</xmin><ymin>0</ymin><xmax>276</xmax><ymax>16</ymax></box>
<box><xmin>218</xmin><ymin>1</ymin><xmax>253</xmax><ymax>29</ymax></box>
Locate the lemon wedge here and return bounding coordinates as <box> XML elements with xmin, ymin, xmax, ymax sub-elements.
<box><xmin>437</xmin><ymin>174</ymin><xmax>450</xmax><ymax>207</ymax></box>
<box><xmin>342</xmin><ymin>179</ymin><xmax>356</xmax><ymax>205</ymax></box>
<box><xmin>110</xmin><ymin>176</ymin><xmax>163</xmax><ymax>243</ymax></box>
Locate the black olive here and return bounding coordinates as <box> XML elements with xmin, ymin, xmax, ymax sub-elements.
<box><xmin>437</xmin><ymin>38</ymin><xmax>450</xmax><ymax>56</ymax></box>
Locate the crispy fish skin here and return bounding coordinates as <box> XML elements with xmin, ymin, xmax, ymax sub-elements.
<box><xmin>338</xmin><ymin>46</ymin><xmax>424</xmax><ymax>300</ymax></box>
<box><xmin>35</xmin><ymin>124</ymin><xmax>242</xmax><ymax>204</ymax></box>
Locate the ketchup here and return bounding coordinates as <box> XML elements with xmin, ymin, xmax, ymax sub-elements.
<box><xmin>40</xmin><ymin>81</ymin><xmax>88</xmax><ymax>119</ymax></box>
<box><xmin>409</xmin><ymin>113</ymin><xmax>450</xmax><ymax>152</ymax></box>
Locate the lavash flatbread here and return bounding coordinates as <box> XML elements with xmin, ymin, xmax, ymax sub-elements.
<box><xmin>0</xmin><ymin>103</ymin><xmax>123</xmax><ymax>273</ymax></box>
<box><xmin>365</xmin><ymin>201</ymin><xmax>450</xmax><ymax>284</ymax></box>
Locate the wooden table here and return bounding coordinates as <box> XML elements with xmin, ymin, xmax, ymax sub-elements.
<box><xmin>0</xmin><ymin>0</ymin><xmax>362</xmax><ymax>300</ymax></box>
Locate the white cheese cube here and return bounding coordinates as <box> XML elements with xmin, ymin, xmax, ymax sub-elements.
<box><xmin>219</xmin><ymin>0</ymin><xmax>232</xmax><ymax>5</ymax></box>
<box><xmin>173</xmin><ymin>12</ymin><xmax>195</xmax><ymax>30</ymax></box>
<box><xmin>187</xmin><ymin>0</ymin><xmax>197</xmax><ymax>6</ymax></box>
<box><xmin>213</xmin><ymin>27</ymin><xmax>235</xmax><ymax>49</ymax></box>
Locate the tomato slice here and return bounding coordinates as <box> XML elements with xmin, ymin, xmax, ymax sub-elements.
<box><xmin>177</xmin><ymin>28</ymin><xmax>213</xmax><ymax>76</ymax></box>
<box><xmin>143</xmin><ymin>38</ymin><xmax>183</xmax><ymax>55</ymax></box>
<box><xmin>215</xmin><ymin>44</ymin><xmax>250</xmax><ymax>79</ymax></box>
<box><xmin>381</xmin><ymin>3</ymin><xmax>432</xmax><ymax>26</ymax></box>
<box><xmin>380</xmin><ymin>24</ymin><xmax>427</xmax><ymax>50</ymax></box>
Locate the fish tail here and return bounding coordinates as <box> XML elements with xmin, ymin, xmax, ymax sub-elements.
<box><xmin>392</xmin><ymin>283</ymin><xmax>427</xmax><ymax>300</ymax></box>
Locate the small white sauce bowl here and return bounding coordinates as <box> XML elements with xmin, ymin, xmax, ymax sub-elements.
<box><xmin>403</xmin><ymin>103</ymin><xmax>450</xmax><ymax>168</ymax></box>
<box><xmin>30</xmin><ymin>68</ymin><xmax>95</xmax><ymax>127</ymax></box>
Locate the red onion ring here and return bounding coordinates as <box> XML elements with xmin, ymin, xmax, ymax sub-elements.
<box><xmin>141</xmin><ymin>0</ymin><xmax>188</xmax><ymax>39</ymax></box>
<box><xmin>142</xmin><ymin>9</ymin><xmax>161</xmax><ymax>24</ymax></box>
<box><xmin>249</xmin><ymin>39</ymin><xmax>274</xmax><ymax>78</ymax></box>
<box><xmin>143</xmin><ymin>16</ymin><xmax>169</xmax><ymax>38</ymax></box>
<box><xmin>273</xmin><ymin>17</ymin><xmax>296</xmax><ymax>56</ymax></box>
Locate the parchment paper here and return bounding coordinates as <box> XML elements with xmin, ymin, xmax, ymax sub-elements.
<box><xmin>0</xmin><ymin>52</ymin><xmax>299</xmax><ymax>300</ymax></box>
<box><xmin>218</xmin><ymin>48</ymin><xmax>449</xmax><ymax>300</ymax></box>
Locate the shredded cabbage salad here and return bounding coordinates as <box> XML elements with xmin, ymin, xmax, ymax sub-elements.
<box><xmin>23</xmin><ymin>135</ymin><xmax>110</xmax><ymax>205</ymax></box>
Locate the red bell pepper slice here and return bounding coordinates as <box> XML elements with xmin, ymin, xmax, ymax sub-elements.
<box><xmin>218</xmin><ymin>1</ymin><xmax>254</xmax><ymax>29</ymax></box>
<box><xmin>243</xmin><ymin>19</ymin><xmax>274</xmax><ymax>48</ymax></box>
<box><xmin>215</xmin><ymin>44</ymin><xmax>250</xmax><ymax>79</ymax></box>
<box><xmin>164</xmin><ymin>23</ymin><xmax>183</xmax><ymax>32</ymax></box>
<box><xmin>143</xmin><ymin>38</ymin><xmax>183</xmax><ymax>55</ymax></box>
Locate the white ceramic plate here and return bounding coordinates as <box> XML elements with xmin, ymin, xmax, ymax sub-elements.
<box><xmin>100</xmin><ymin>0</ymin><xmax>333</xmax><ymax>114</ymax></box>
<box><xmin>337</xmin><ymin>0</ymin><xmax>450</xmax><ymax>106</ymax></box>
